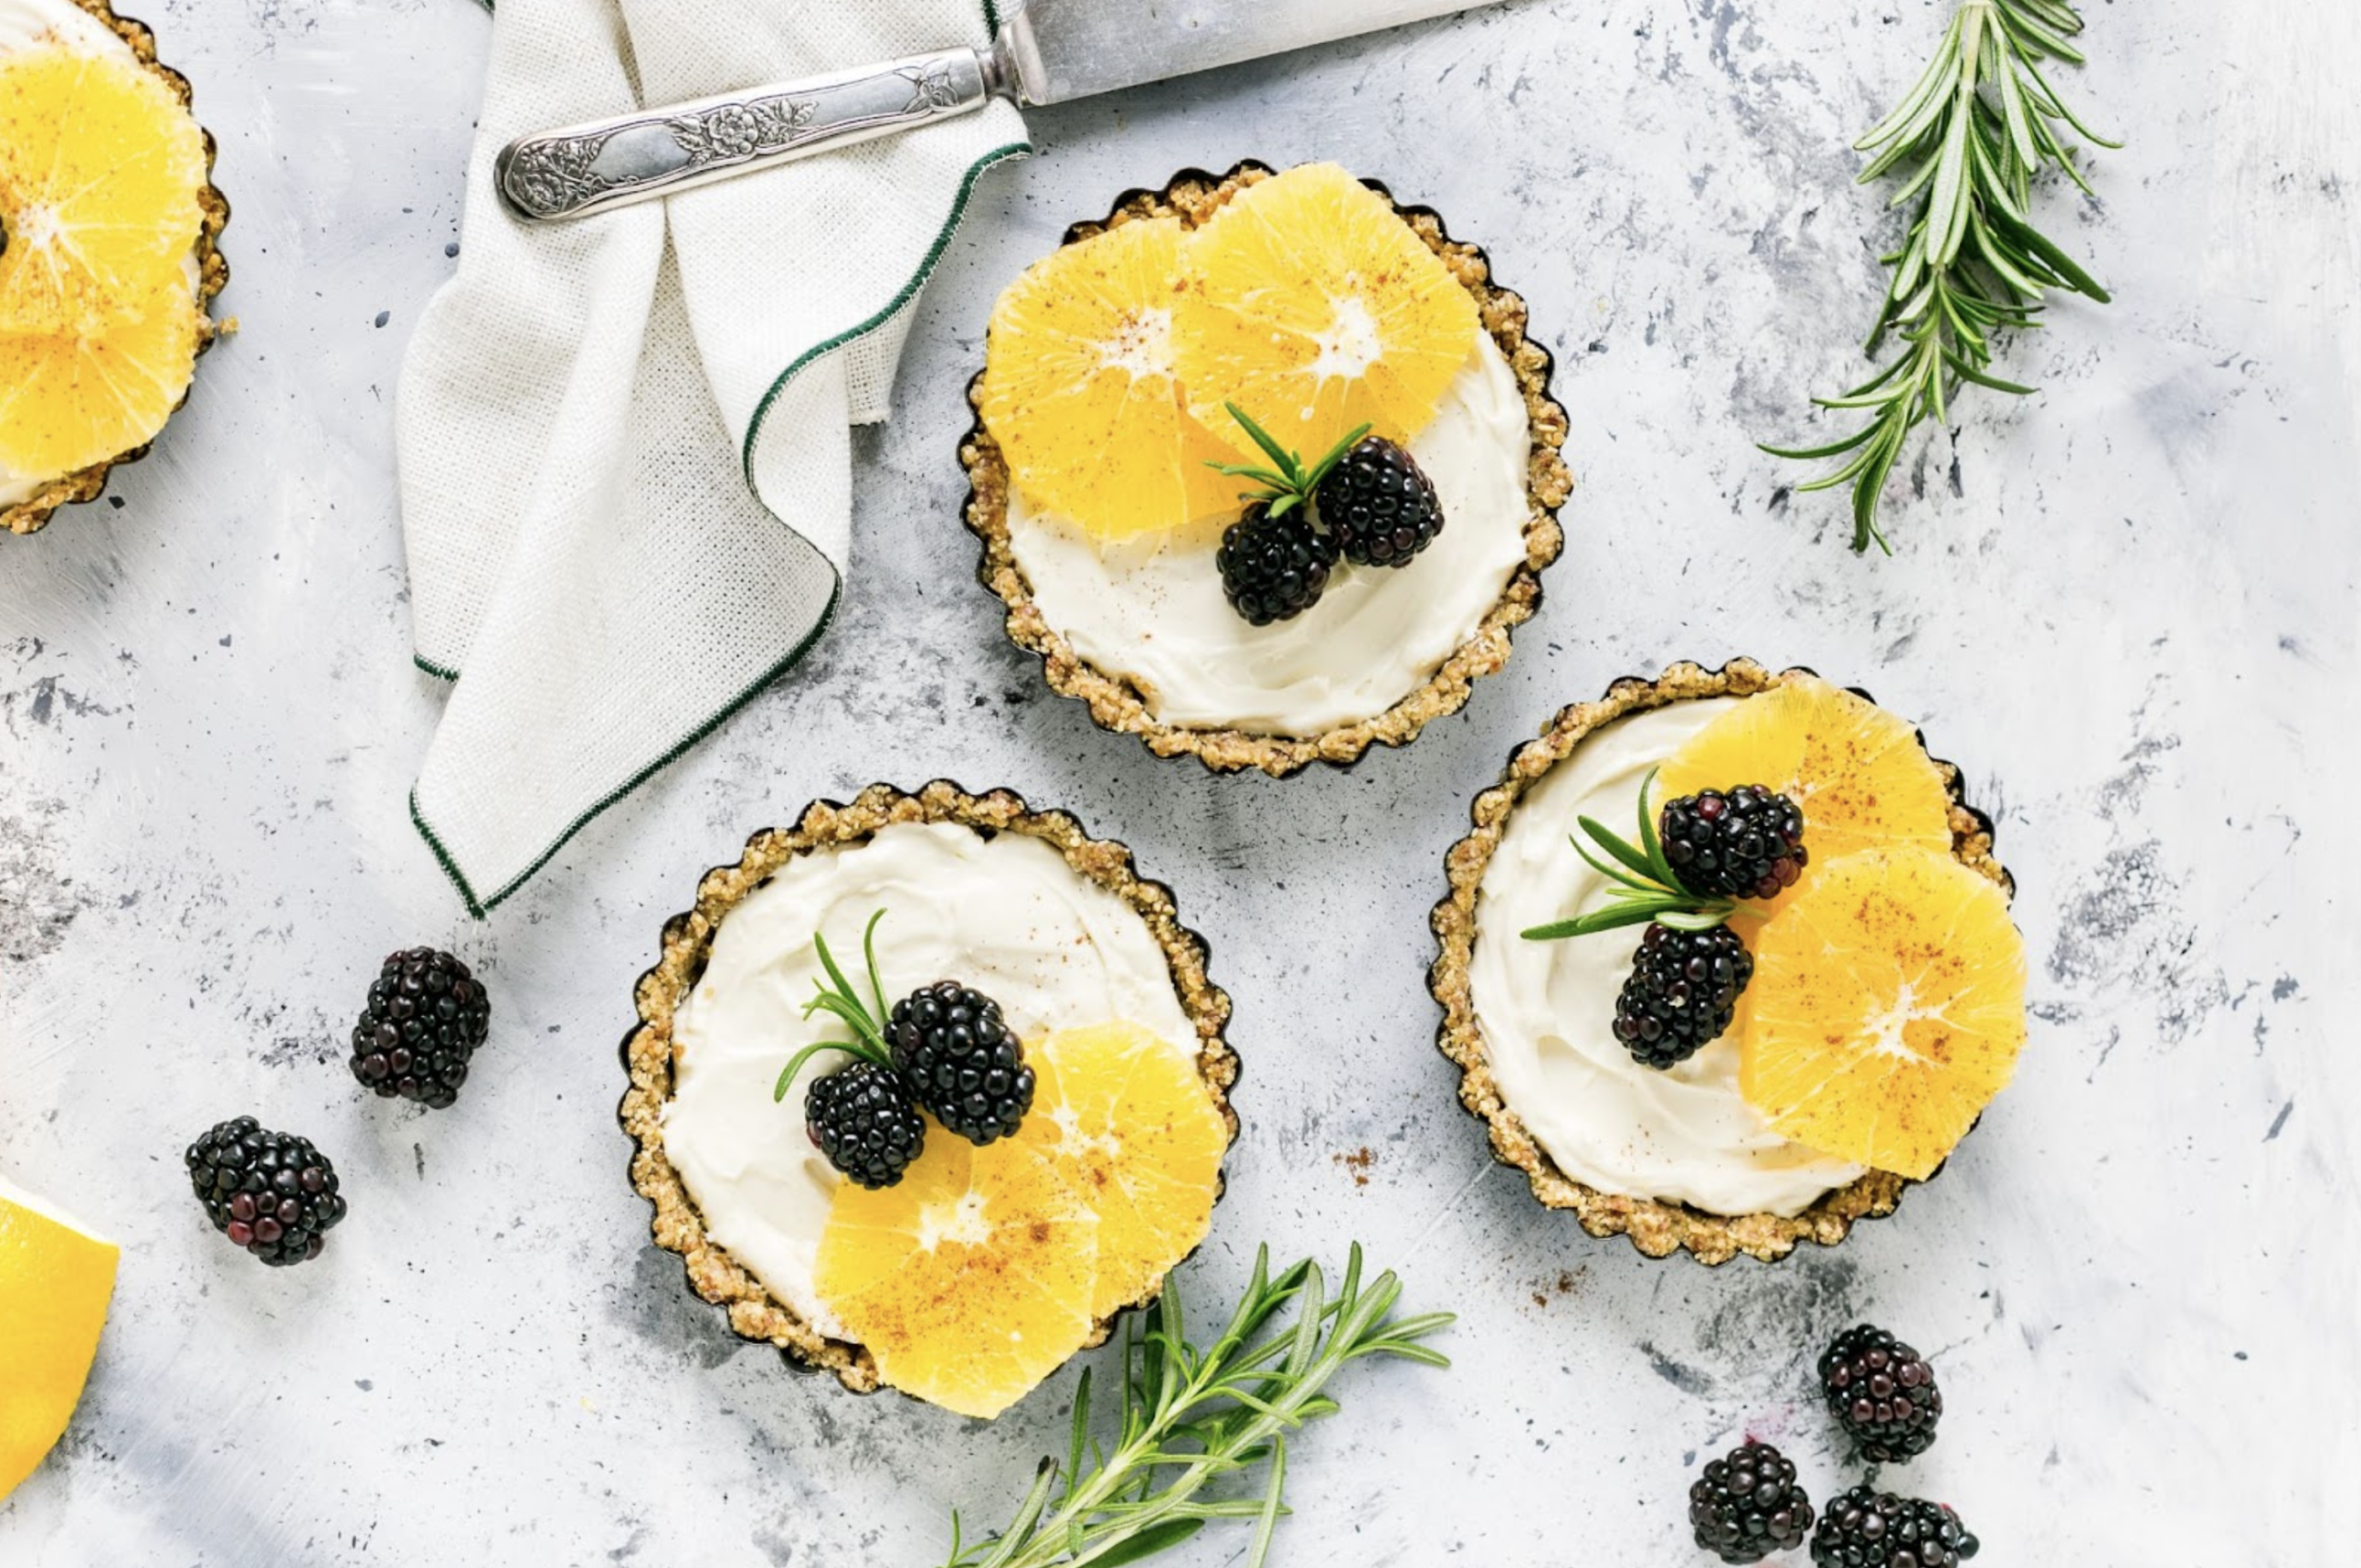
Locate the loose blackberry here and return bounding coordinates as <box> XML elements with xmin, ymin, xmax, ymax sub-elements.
<box><xmin>1217</xmin><ymin>502</ymin><xmax>1337</xmax><ymax>624</ymax></box>
<box><xmin>1613</xmin><ymin>922</ymin><xmax>1753</xmax><ymax>1068</ymax></box>
<box><xmin>888</xmin><ymin>981</ymin><xmax>1035</xmax><ymax>1144</ymax></box>
<box><xmin>1312</xmin><ymin>435</ymin><xmax>1445</xmax><ymax>567</ymax></box>
<box><xmin>1819</xmin><ymin>1324</ymin><xmax>1943</xmax><ymax>1462</ymax></box>
<box><xmin>805</xmin><ymin>1061</ymin><xmax>926</xmax><ymax>1189</ymax></box>
<box><xmin>185</xmin><ymin>1117</ymin><xmax>347</xmax><ymax>1266</ymax></box>
<box><xmin>1660</xmin><ymin>785</ymin><xmax>1810</xmax><ymax>901</ymax></box>
<box><xmin>348</xmin><ymin>947</ymin><xmax>492</xmax><ymax>1108</ymax></box>
<box><xmin>1689</xmin><ymin>1440</ymin><xmax>1815</xmax><ymax>1564</ymax></box>
<box><xmin>1810</xmin><ymin>1488</ymin><xmax>1978</xmax><ymax>1568</ymax></box>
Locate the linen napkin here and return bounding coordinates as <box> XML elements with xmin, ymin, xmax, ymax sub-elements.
<box><xmin>397</xmin><ymin>0</ymin><xmax>1028</xmax><ymax>914</ymax></box>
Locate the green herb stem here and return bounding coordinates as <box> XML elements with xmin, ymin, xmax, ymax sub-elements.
<box><xmin>1765</xmin><ymin>0</ymin><xmax>2117</xmax><ymax>553</ymax></box>
<box><xmin>941</xmin><ymin>1245</ymin><xmax>1452</xmax><ymax>1568</ymax></box>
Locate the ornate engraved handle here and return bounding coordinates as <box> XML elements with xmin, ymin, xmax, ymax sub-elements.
<box><xmin>495</xmin><ymin>47</ymin><xmax>1006</xmax><ymax>222</ymax></box>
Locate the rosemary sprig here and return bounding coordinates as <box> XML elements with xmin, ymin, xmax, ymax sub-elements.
<box><xmin>1764</xmin><ymin>0</ymin><xmax>2118</xmax><ymax>553</ymax></box>
<box><xmin>1520</xmin><ymin>768</ymin><xmax>1735</xmax><ymax>942</ymax></box>
<box><xmin>1208</xmin><ymin>404</ymin><xmax>1370</xmax><ymax>520</ymax></box>
<box><xmin>772</xmin><ymin>909</ymin><xmax>896</xmax><ymax>1101</ymax></box>
<box><xmin>939</xmin><ymin>1245</ymin><xmax>1452</xmax><ymax>1568</ymax></box>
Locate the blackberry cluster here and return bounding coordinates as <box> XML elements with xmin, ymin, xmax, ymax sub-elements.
<box><xmin>1312</xmin><ymin>435</ymin><xmax>1445</xmax><ymax>567</ymax></box>
<box><xmin>1689</xmin><ymin>1441</ymin><xmax>1815</xmax><ymax>1564</ymax></box>
<box><xmin>348</xmin><ymin>947</ymin><xmax>492</xmax><ymax>1109</ymax></box>
<box><xmin>805</xmin><ymin>1061</ymin><xmax>927</xmax><ymax>1190</ymax></box>
<box><xmin>1820</xmin><ymin>1325</ymin><xmax>1943</xmax><ymax>1463</ymax></box>
<box><xmin>888</xmin><ymin>981</ymin><xmax>1035</xmax><ymax>1145</ymax></box>
<box><xmin>185</xmin><ymin>1117</ymin><xmax>348</xmax><ymax>1266</ymax></box>
<box><xmin>1216</xmin><ymin>502</ymin><xmax>1337</xmax><ymax>624</ymax></box>
<box><xmin>1810</xmin><ymin>1489</ymin><xmax>1978</xmax><ymax>1568</ymax></box>
<box><xmin>1614</xmin><ymin>922</ymin><xmax>1754</xmax><ymax>1069</ymax></box>
<box><xmin>1660</xmin><ymin>785</ymin><xmax>1810</xmax><ymax>901</ymax></box>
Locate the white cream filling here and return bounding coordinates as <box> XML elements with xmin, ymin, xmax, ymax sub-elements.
<box><xmin>661</xmin><ymin>822</ymin><xmax>1199</xmax><ymax>1339</ymax></box>
<box><xmin>1005</xmin><ymin>334</ymin><xmax>1533</xmax><ymax>738</ymax></box>
<box><xmin>0</xmin><ymin>0</ymin><xmax>206</xmax><ymax>507</ymax></box>
<box><xmin>1470</xmin><ymin>701</ymin><xmax>1866</xmax><ymax>1217</ymax></box>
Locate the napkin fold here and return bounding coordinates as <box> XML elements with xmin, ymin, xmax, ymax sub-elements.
<box><xmin>397</xmin><ymin>0</ymin><xmax>1028</xmax><ymax>913</ymax></box>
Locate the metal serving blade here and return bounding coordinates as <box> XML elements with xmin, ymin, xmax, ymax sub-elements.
<box><xmin>1001</xmin><ymin>0</ymin><xmax>1505</xmax><ymax>105</ymax></box>
<box><xmin>497</xmin><ymin>0</ymin><xmax>1508</xmax><ymax>221</ymax></box>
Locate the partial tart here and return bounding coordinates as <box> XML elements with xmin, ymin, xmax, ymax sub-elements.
<box><xmin>1429</xmin><ymin>660</ymin><xmax>2019</xmax><ymax>1264</ymax></box>
<box><xmin>0</xmin><ymin>0</ymin><xmax>229</xmax><ymax>536</ymax></box>
<box><xmin>961</xmin><ymin>161</ymin><xmax>1572</xmax><ymax>775</ymax></box>
<box><xmin>619</xmin><ymin>781</ymin><xmax>1239</xmax><ymax>1417</ymax></box>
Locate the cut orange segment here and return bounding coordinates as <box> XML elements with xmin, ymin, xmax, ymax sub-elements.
<box><xmin>1</xmin><ymin>1175</ymin><xmax>119</xmax><ymax>1501</ymax></box>
<box><xmin>1742</xmin><ymin>848</ymin><xmax>2027</xmax><ymax>1181</ymax></box>
<box><xmin>1020</xmin><ymin>1022</ymin><xmax>1226</xmax><ymax>1319</ymax></box>
<box><xmin>812</xmin><ymin>1132</ymin><xmax>1098</xmax><ymax>1420</ymax></box>
<box><xmin>1171</xmin><ymin>162</ymin><xmax>1478</xmax><ymax>464</ymax></box>
<box><xmin>1658</xmin><ymin>675</ymin><xmax>1954</xmax><ymax>918</ymax></box>
<box><xmin>0</xmin><ymin>47</ymin><xmax>206</xmax><ymax>335</ymax></box>
<box><xmin>0</xmin><ymin>276</ymin><xmax>199</xmax><ymax>478</ymax></box>
<box><xmin>979</xmin><ymin>216</ymin><xmax>1239</xmax><ymax>540</ymax></box>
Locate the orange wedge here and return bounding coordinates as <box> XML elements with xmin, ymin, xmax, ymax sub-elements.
<box><xmin>978</xmin><ymin>216</ymin><xmax>1239</xmax><ymax>540</ymax></box>
<box><xmin>1171</xmin><ymin>162</ymin><xmax>1478</xmax><ymax>463</ymax></box>
<box><xmin>812</xmin><ymin>1132</ymin><xmax>1097</xmax><ymax>1420</ymax></box>
<box><xmin>1742</xmin><ymin>848</ymin><xmax>2027</xmax><ymax>1180</ymax></box>
<box><xmin>1658</xmin><ymin>675</ymin><xmax>1954</xmax><ymax>918</ymax></box>
<box><xmin>1020</xmin><ymin>1022</ymin><xmax>1227</xmax><ymax>1319</ymax></box>
<box><xmin>0</xmin><ymin>47</ymin><xmax>206</xmax><ymax>336</ymax></box>
<box><xmin>0</xmin><ymin>276</ymin><xmax>199</xmax><ymax>479</ymax></box>
<box><xmin>1</xmin><ymin>1175</ymin><xmax>120</xmax><ymax>1500</ymax></box>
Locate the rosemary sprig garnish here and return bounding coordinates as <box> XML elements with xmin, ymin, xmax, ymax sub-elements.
<box><xmin>1763</xmin><ymin>0</ymin><xmax>2117</xmax><ymax>554</ymax></box>
<box><xmin>939</xmin><ymin>1245</ymin><xmax>1451</xmax><ymax>1568</ymax></box>
<box><xmin>1520</xmin><ymin>769</ymin><xmax>1734</xmax><ymax>942</ymax></box>
<box><xmin>1208</xmin><ymin>404</ymin><xmax>1370</xmax><ymax>520</ymax></box>
<box><xmin>772</xmin><ymin>909</ymin><xmax>896</xmax><ymax>1101</ymax></box>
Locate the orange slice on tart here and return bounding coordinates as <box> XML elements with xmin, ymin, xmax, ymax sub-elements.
<box><xmin>978</xmin><ymin>215</ymin><xmax>1238</xmax><ymax>541</ymax></box>
<box><xmin>1020</xmin><ymin>1022</ymin><xmax>1227</xmax><ymax>1319</ymax></box>
<box><xmin>811</xmin><ymin>1130</ymin><xmax>1098</xmax><ymax>1420</ymax></box>
<box><xmin>1171</xmin><ymin>162</ymin><xmax>1478</xmax><ymax>464</ymax></box>
<box><xmin>1741</xmin><ymin>847</ymin><xmax>2027</xmax><ymax>1181</ymax></box>
<box><xmin>1657</xmin><ymin>675</ymin><xmax>1955</xmax><ymax>920</ymax></box>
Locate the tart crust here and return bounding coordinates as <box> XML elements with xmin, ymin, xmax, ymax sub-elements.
<box><xmin>959</xmin><ymin>161</ymin><xmax>1573</xmax><ymax>776</ymax></box>
<box><xmin>619</xmin><ymin>780</ymin><xmax>1241</xmax><ymax>1395</ymax></box>
<box><xmin>2</xmin><ymin>0</ymin><xmax>232</xmax><ymax>537</ymax></box>
<box><xmin>1427</xmin><ymin>659</ymin><xmax>2013</xmax><ymax>1266</ymax></box>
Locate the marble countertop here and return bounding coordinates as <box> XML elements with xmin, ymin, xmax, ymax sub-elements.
<box><xmin>3</xmin><ymin>0</ymin><xmax>2353</xmax><ymax>1562</ymax></box>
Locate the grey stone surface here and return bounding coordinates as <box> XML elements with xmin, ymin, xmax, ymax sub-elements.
<box><xmin>2</xmin><ymin>0</ymin><xmax>2354</xmax><ymax>1562</ymax></box>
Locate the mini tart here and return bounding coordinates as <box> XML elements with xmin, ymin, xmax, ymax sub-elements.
<box><xmin>960</xmin><ymin>161</ymin><xmax>1572</xmax><ymax>776</ymax></box>
<box><xmin>0</xmin><ymin>0</ymin><xmax>230</xmax><ymax>537</ymax></box>
<box><xmin>1428</xmin><ymin>659</ymin><xmax>2011</xmax><ymax>1265</ymax></box>
<box><xmin>619</xmin><ymin>780</ymin><xmax>1240</xmax><ymax>1397</ymax></box>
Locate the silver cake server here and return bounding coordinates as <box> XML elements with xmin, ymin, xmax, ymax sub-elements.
<box><xmin>496</xmin><ymin>0</ymin><xmax>1507</xmax><ymax>221</ymax></box>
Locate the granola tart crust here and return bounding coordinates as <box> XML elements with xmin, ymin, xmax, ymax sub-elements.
<box><xmin>619</xmin><ymin>780</ymin><xmax>1242</xmax><ymax>1397</ymax></box>
<box><xmin>2</xmin><ymin>0</ymin><xmax>232</xmax><ymax>538</ymax></box>
<box><xmin>958</xmin><ymin>160</ymin><xmax>1574</xmax><ymax>777</ymax></box>
<box><xmin>1427</xmin><ymin>658</ymin><xmax>2014</xmax><ymax>1266</ymax></box>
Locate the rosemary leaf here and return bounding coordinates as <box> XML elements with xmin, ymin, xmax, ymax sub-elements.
<box><xmin>1766</xmin><ymin>0</ymin><xmax>2117</xmax><ymax>553</ymax></box>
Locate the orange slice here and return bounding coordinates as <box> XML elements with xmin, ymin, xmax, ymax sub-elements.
<box><xmin>978</xmin><ymin>216</ymin><xmax>1239</xmax><ymax>540</ymax></box>
<box><xmin>812</xmin><ymin>1131</ymin><xmax>1097</xmax><ymax>1420</ymax></box>
<box><xmin>1742</xmin><ymin>848</ymin><xmax>2027</xmax><ymax>1180</ymax></box>
<box><xmin>0</xmin><ymin>47</ymin><xmax>206</xmax><ymax>335</ymax></box>
<box><xmin>1657</xmin><ymin>675</ymin><xmax>1954</xmax><ymax>918</ymax></box>
<box><xmin>1020</xmin><ymin>1022</ymin><xmax>1226</xmax><ymax>1319</ymax></box>
<box><xmin>0</xmin><ymin>276</ymin><xmax>199</xmax><ymax>479</ymax></box>
<box><xmin>1</xmin><ymin>1175</ymin><xmax>119</xmax><ymax>1500</ymax></box>
<box><xmin>1171</xmin><ymin>162</ymin><xmax>1478</xmax><ymax>464</ymax></box>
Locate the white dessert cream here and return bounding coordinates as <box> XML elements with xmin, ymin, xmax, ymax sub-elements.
<box><xmin>0</xmin><ymin>0</ymin><xmax>206</xmax><ymax>508</ymax></box>
<box><xmin>1004</xmin><ymin>334</ymin><xmax>1533</xmax><ymax>738</ymax></box>
<box><xmin>1470</xmin><ymin>700</ymin><xmax>1865</xmax><ymax>1217</ymax></box>
<box><xmin>661</xmin><ymin>822</ymin><xmax>1200</xmax><ymax>1339</ymax></box>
